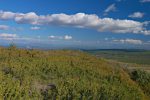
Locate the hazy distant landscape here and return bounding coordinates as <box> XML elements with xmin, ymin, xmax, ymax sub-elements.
<box><xmin>85</xmin><ymin>49</ymin><xmax>150</xmax><ymax>65</ymax></box>
<box><xmin>85</xmin><ymin>49</ymin><xmax>150</xmax><ymax>73</ymax></box>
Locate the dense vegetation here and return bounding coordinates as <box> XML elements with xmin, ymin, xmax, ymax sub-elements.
<box><xmin>0</xmin><ymin>47</ymin><xmax>149</xmax><ymax>100</ymax></box>
<box><xmin>85</xmin><ymin>49</ymin><xmax>150</xmax><ymax>65</ymax></box>
<box><xmin>130</xmin><ymin>70</ymin><xmax>150</xmax><ymax>97</ymax></box>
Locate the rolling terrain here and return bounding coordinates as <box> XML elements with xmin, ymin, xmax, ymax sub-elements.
<box><xmin>0</xmin><ymin>46</ymin><xmax>150</xmax><ymax>100</ymax></box>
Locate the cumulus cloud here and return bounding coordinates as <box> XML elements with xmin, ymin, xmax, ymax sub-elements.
<box><xmin>48</xmin><ymin>35</ymin><xmax>72</xmax><ymax>40</ymax></box>
<box><xmin>113</xmin><ymin>39</ymin><xmax>143</xmax><ymax>45</ymax></box>
<box><xmin>0</xmin><ymin>11</ymin><xmax>15</xmax><ymax>20</ymax></box>
<box><xmin>104</xmin><ymin>4</ymin><xmax>116</xmax><ymax>13</ymax></box>
<box><xmin>30</xmin><ymin>26</ymin><xmax>40</xmax><ymax>30</ymax></box>
<box><xmin>0</xmin><ymin>25</ymin><xmax>9</xmax><ymax>30</ymax></box>
<box><xmin>128</xmin><ymin>12</ymin><xmax>144</xmax><ymax>18</ymax></box>
<box><xmin>15</xmin><ymin>12</ymin><xmax>39</xmax><ymax>24</ymax></box>
<box><xmin>140</xmin><ymin>0</ymin><xmax>150</xmax><ymax>3</ymax></box>
<box><xmin>0</xmin><ymin>33</ymin><xmax>18</xmax><ymax>40</ymax></box>
<box><xmin>0</xmin><ymin>11</ymin><xmax>150</xmax><ymax>35</ymax></box>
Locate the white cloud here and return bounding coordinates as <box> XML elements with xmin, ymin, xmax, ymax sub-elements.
<box><xmin>113</xmin><ymin>39</ymin><xmax>143</xmax><ymax>45</ymax></box>
<box><xmin>0</xmin><ymin>33</ymin><xmax>18</xmax><ymax>40</ymax></box>
<box><xmin>0</xmin><ymin>11</ymin><xmax>15</xmax><ymax>20</ymax></box>
<box><xmin>48</xmin><ymin>35</ymin><xmax>72</xmax><ymax>40</ymax></box>
<box><xmin>30</xmin><ymin>26</ymin><xmax>40</xmax><ymax>30</ymax></box>
<box><xmin>0</xmin><ymin>11</ymin><xmax>150</xmax><ymax>35</ymax></box>
<box><xmin>48</xmin><ymin>35</ymin><xmax>62</xmax><ymax>39</ymax></box>
<box><xmin>48</xmin><ymin>35</ymin><xmax>55</xmax><ymax>39</ymax></box>
<box><xmin>104</xmin><ymin>4</ymin><xmax>116</xmax><ymax>13</ymax></box>
<box><xmin>128</xmin><ymin>12</ymin><xmax>144</xmax><ymax>18</ymax></box>
<box><xmin>0</xmin><ymin>25</ymin><xmax>9</xmax><ymax>30</ymax></box>
<box><xmin>0</xmin><ymin>33</ymin><xmax>17</xmax><ymax>38</ymax></box>
<box><xmin>0</xmin><ymin>33</ymin><xmax>43</xmax><ymax>41</ymax></box>
<box><xmin>140</xmin><ymin>0</ymin><xmax>150</xmax><ymax>3</ymax></box>
<box><xmin>15</xmin><ymin>12</ymin><xmax>39</xmax><ymax>24</ymax></box>
<box><xmin>64</xmin><ymin>35</ymin><xmax>72</xmax><ymax>40</ymax></box>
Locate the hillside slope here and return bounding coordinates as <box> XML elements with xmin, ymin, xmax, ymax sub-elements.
<box><xmin>0</xmin><ymin>47</ymin><xmax>149</xmax><ymax>100</ymax></box>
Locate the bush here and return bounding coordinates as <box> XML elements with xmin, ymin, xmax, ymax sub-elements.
<box><xmin>130</xmin><ymin>70</ymin><xmax>150</xmax><ymax>97</ymax></box>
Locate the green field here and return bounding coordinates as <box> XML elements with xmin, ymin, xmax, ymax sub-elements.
<box><xmin>0</xmin><ymin>46</ymin><xmax>150</xmax><ymax>100</ymax></box>
<box><xmin>85</xmin><ymin>49</ymin><xmax>150</xmax><ymax>65</ymax></box>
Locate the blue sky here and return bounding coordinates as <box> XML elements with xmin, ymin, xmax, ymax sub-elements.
<box><xmin>0</xmin><ymin>0</ymin><xmax>150</xmax><ymax>49</ymax></box>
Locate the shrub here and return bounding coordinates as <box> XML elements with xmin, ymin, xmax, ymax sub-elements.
<box><xmin>130</xmin><ymin>70</ymin><xmax>150</xmax><ymax>97</ymax></box>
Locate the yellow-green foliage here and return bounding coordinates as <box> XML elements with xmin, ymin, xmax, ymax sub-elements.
<box><xmin>0</xmin><ymin>47</ymin><xmax>148</xmax><ymax>100</ymax></box>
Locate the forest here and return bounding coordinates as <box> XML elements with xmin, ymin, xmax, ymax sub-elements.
<box><xmin>0</xmin><ymin>45</ymin><xmax>150</xmax><ymax>100</ymax></box>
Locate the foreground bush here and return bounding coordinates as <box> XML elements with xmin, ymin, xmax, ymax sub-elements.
<box><xmin>130</xmin><ymin>70</ymin><xmax>150</xmax><ymax>97</ymax></box>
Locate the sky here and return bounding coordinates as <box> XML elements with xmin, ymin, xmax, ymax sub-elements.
<box><xmin>0</xmin><ymin>0</ymin><xmax>150</xmax><ymax>49</ymax></box>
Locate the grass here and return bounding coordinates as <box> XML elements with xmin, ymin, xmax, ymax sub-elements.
<box><xmin>0</xmin><ymin>46</ymin><xmax>149</xmax><ymax>100</ymax></box>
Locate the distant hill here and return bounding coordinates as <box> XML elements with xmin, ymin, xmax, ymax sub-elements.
<box><xmin>0</xmin><ymin>47</ymin><xmax>149</xmax><ymax>100</ymax></box>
